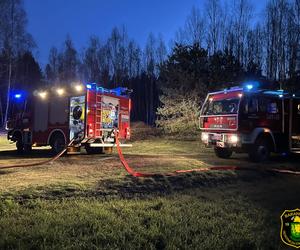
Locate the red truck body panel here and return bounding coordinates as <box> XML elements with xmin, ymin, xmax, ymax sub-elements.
<box><xmin>85</xmin><ymin>89</ymin><xmax>130</xmax><ymax>140</ymax></box>
<box><xmin>200</xmin><ymin>89</ymin><xmax>242</xmax><ymax>132</ymax></box>
<box><xmin>200</xmin><ymin>85</ymin><xmax>300</xmax><ymax>156</ymax></box>
<box><xmin>201</xmin><ymin>115</ymin><xmax>238</xmax><ymax>131</ymax></box>
<box><xmin>7</xmin><ymin>84</ymin><xmax>131</xmax><ymax>149</ymax></box>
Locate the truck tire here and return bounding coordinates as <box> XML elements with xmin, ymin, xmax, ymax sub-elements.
<box><xmin>85</xmin><ymin>145</ymin><xmax>103</xmax><ymax>154</ymax></box>
<box><xmin>214</xmin><ymin>147</ymin><xmax>232</xmax><ymax>159</ymax></box>
<box><xmin>249</xmin><ymin>137</ymin><xmax>270</xmax><ymax>162</ymax></box>
<box><xmin>51</xmin><ymin>135</ymin><xmax>66</xmax><ymax>154</ymax></box>
<box><xmin>16</xmin><ymin>139</ymin><xmax>24</xmax><ymax>153</ymax></box>
<box><xmin>104</xmin><ymin>147</ymin><xmax>113</xmax><ymax>154</ymax></box>
<box><xmin>24</xmin><ymin>144</ymin><xmax>32</xmax><ymax>153</ymax></box>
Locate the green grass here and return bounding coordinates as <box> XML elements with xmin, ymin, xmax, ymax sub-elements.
<box><xmin>0</xmin><ymin>134</ymin><xmax>9</xmax><ymax>145</ymax></box>
<box><xmin>0</xmin><ymin>133</ymin><xmax>15</xmax><ymax>153</ymax></box>
<box><xmin>122</xmin><ymin>137</ymin><xmax>204</xmax><ymax>155</ymax></box>
<box><xmin>0</xmin><ymin>177</ymin><xmax>298</xmax><ymax>249</ymax></box>
<box><xmin>0</xmin><ymin>134</ymin><xmax>299</xmax><ymax>249</ymax></box>
<box><xmin>0</xmin><ymin>196</ymin><xmax>262</xmax><ymax>249</ymax></box>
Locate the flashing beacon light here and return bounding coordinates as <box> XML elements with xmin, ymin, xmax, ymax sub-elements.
<box><xmin>243</xmin><ymin>81</ymin><xmax>260</xmax><ymax>91</ymax></box>
<box><xmin>246</xmin><ymin>84</ymin><xmax>253</xmax><ymax>90</ymax></box>
<box><xmin>14</xmin><ymin>94</ymin><xmax>22</xmax><ymax>99</ymax></box>
<box><xmin>86</xmin><ymin>82</ymin><xmax>97</xmax><ymax>90</ymax></box>
<box><xmin>12</xmin><ymin>91</ymin><xmax>26</xmax><ymax>101</ymax></box>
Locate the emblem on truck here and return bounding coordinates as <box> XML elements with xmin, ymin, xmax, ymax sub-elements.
<box><xmin>280</xmin><ymin>208</ymin><xmax>300</xmax><ymax>248</ymax></box>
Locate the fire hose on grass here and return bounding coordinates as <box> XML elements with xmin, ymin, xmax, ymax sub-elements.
<box><xmin>0</xmin><ymin>139</ymin><xmax>76</xmax><ymax>170</ymax></box>
<box><xmin>1</xmin><ymin>130</ymin><xmax>300</xmax><ymax>177</ymax></box>
<box><xmin>114</xmin><ymin>130</ymin><xmax>300</xmax><ymax>177</ymax></box>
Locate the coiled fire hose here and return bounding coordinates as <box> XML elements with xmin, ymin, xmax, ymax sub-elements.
<box><xmin>0</xmin><ymin>139</ymin><xmax>75</xmax><ymax>170</ymax></box>
<box><xmin>114</xmin><ymin>131</ymin><xmax>300</xmax><ymax>177</ymax></box>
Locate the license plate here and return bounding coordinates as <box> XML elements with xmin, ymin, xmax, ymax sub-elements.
<box><xmin>105</xmin><ymin>138</ymin><xmax>115</xmax><ymax>142</ymax></box>
<box><xmin>216</xmin><ymin>141</ymin><xmax>225</xmax><ymax>148</ymax></box>
<box><xmin>212</xmin><ymin>134</ymin><xmax>222</xmax><ymax>140</ymax></box>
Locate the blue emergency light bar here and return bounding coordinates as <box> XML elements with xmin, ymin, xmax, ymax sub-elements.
<box><xmin>11</xmin><ymin>83</ymin><xmax>131</xmax><ymax>102</ymax></box>
<box><xmin>242</xmin><ymin>81</ymin><xmax>260</xmax><ymax>91</ymax></box>
<box><xmin>246</xmin><ymin>84</ymin><xmax>253</xmax><ymax>90</ymax></box>
<box><xmin>86</xmin><ymin>82</ymin><xmax>131</xmax><ymax>97</ymax></box>
<box><xmin>12</xmin><ymin>90</ymin><xmax>26</xmax><ymax>101</ymax></box>
<box><xmin>86</xmin><ymin>82</ymin><xmax>97</xmax><ymax>89</ymax></box>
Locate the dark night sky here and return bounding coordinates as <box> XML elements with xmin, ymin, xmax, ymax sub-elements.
<box><xmin>24</xmin><ymin>0</ymin><xmax>267</xmax><ymax>67</ymax></box>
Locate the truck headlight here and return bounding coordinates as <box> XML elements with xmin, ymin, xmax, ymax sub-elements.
<box><xmin>228</xmin><ymin>134</ymin><xmax>239</xmax><ymax>144</ymax></box>
<box><xmin>201</xmin><ymin>133</ymin><xmax>209</xmax><ymax>141</ymax></box>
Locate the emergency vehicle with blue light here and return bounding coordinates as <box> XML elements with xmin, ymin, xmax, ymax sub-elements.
<box><xmin>200</xmin><ymin>82</ymin><xmax>300</xmax><ymax>162</ymax></box>
<box><xmin>6</xmin><ymin>83</ymin><xmax>132</xmax><ymax>154</ymax></box>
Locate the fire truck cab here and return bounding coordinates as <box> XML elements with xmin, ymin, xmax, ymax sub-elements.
<box><xmin>200</xmin><ymin>82</ymin><xmax>300</xmax><ymax>162</ymax></box>
<box><xmin>6</xmin><ymin>83</ymin><xmax>131</xmax><ymax>154</ymax></box>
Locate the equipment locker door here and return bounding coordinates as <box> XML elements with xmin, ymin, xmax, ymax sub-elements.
<box><xmin>101</xmin><ymin>96</ymin><xmax>119</xmax><ymax>129</ymax></box>
<box><xmin>69</xmin><ymin>96</ymin><xmax>85</xmax><ymax>141</ymax></box>
<box><xmin>290</xmin><ymin>98</ymin><xmax>300</xmax><ymax>151</ymax></box>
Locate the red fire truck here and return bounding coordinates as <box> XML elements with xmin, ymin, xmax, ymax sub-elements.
<box><xmin>200</xmin><ymin>82</ymin><xmax>300</xmax><ymax>162</ymax></box>
<box><xmin>6</xmin><ymin>83</ymin><xmax>131</xmax><ymax>154</ymax></box>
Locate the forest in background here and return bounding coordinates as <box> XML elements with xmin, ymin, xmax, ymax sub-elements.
<box><xmin>0</xmin><ymin>0</ymin><xmax>300</xmax><ymax>131</ymax></box>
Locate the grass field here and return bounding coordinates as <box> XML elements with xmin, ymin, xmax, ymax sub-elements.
<box><xmin>0</xmin><ymin>133</ymin><xmax>299</xmax><ymax>249</ymax></box>
<box><xmin>0</xmin><ymin>134</ymin><xmax>8</xmax><ymax>146</ymax></box>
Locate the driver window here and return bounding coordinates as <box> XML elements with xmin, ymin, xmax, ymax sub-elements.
<box><xmin>213</xmin><ymin>103</ymin><xmax>222</xmax><ymax>114</ymax></box>
<box><xmin>228</xmin><ymin>102</ymin><xmax>237</xmax><ymax>113</ymax></box>
<box><xmin>248</xmin><ymin>98</ymin><xmax>258</xmax><ymax>113</ymax></box>
<box><xmin>267</xmin><ymin>101</ymin><xmax>279</xmax><ymax>114</ymax></box>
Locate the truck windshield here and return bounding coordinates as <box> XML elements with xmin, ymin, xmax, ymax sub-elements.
<box><xmin>202</xmin><ymin>97</ymin><xmax>240</xmax><ymax>115</ymax></box>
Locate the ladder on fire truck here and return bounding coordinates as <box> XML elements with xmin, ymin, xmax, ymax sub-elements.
<box><xmin>95</xmin><ymin>93</ymin><xmax>102</xmax><ymax>138</ymax></box>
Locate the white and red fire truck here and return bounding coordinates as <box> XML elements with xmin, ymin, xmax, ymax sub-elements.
<box><xmin>200</xmin><ymin>82</ymin><xmax>300</xmax><ymax>162</ymax></box>
<box><xmin>6</xmin><ymin>83</ymin><xmax>131</xmax><ymax>154</ymax></box>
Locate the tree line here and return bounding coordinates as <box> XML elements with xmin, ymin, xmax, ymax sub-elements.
<box><xmin>0</xmin><ymin>0</ymin><xmax>300</xmax><ymax>129</ymax></box>
<box><xmin>43</xmin><ymin>30</ymin><xmax>167</xmax><ymax>125</ymax></box>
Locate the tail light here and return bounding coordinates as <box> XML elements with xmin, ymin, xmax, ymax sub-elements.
<box><xmin>126</xmin><ymin>127</ymin><xmax>130</xmax><ymax>139</ymax></box>
<box><xmin>88</xmin><ymin>124</ymin><xmax>94</xmax><ymax>137</ymax></box>
<box><xmin>129</xmin><ymin>99</ymin><xmax>131</xmax><ymax>112</ymax></box>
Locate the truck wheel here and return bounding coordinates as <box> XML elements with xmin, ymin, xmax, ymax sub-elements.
<box><xmin>51</xmin><ymin>135</ymin><xmax>66</xmax><ymax>154</ymax></box>
<box><xmin>16</xmin><ymin>140</ymin><xmax>24</xmax><ymax>153</ymax></box>
<box><xmin>85</xmin><ymin>145</ymin><xmax>103</xmax><ymax>154</ymax></box>
<box><xmin>24</xmin><ymin>144</ymin><xmax>32</xmax><ymax>153</ymax></box>
<box><xmin>249</xmin><ymin>138</ymin><xmax>270</xmax><ymax>162</ymax></box>
<box><xmin>104</xmin><ymin>147</ymin><xmax>113</xmax><ymax>154</ymax></box>
<box><xmin>214</xmin><ymin>147</ymin><xmax>232</xmax><ymax>159</ymax></box>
